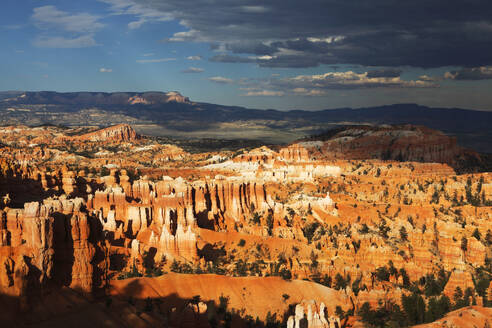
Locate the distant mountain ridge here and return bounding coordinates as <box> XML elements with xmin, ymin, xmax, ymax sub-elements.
<box><xmin>2</xmin><ymin>91</ymin><xmax>190</xmax><ymax>105</ymax></box>
<box><xmin>1</xmin><ymin>91</ymin><xmax>491</xmax><ymax>152</ymax></box>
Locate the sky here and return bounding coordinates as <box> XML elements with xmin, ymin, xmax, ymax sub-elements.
<box><xmin>1</xmin><ymin>0</ymin><xmax>492</xmax><ymax>110</ymax></box>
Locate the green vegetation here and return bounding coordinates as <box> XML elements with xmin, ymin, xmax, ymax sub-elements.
<box><xmin>399</xmin><ymin>226</ymin><xmax>408</xmax><ymax>241</ymax></box>
<box><xmin>302</xmin><ymin>221</ymin><xmax>321</xmax><ymax>244</ymax></box>
<box><xmin>359</xmin><ymin>294</ymin><xmax>452</xmax><ymax>327</ymax></box>
<box><xmin>117</xmin><ymin>260</ymin><xmax>143</xmax><ymax>280</ymax></box>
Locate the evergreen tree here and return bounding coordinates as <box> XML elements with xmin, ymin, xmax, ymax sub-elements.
<box><xmin>334</xmin><ymin>273</ymin><xmax>347</xmax><ymax>290</ymax></box>
<box><xmin>461</xmin><ymin>237</ymin><xmax>468</xmax><ymax>252</ymax></box>
<box><xmin>472</xmin><ymin>228</ymin><xmax>481</xmax><ymax>240</ymax></box>
<box><xmin>400</xmin><ymin>226</ymin><xmax>408</xmax><ymax>241</ymax></box>
<box><xmin>402</xmin><ymin>292</ymin><xmax>426</xmax><ymax>325</ymax></box>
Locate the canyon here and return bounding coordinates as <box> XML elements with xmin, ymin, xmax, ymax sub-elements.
<box><xmin>1</xmin><ymin>91</ymin><xmax>492</xmax><ymax>152</ymax></box>
<box><xmin>0</xmin><ymin>123</ymin><xmax>490</xmax><ymax>327</ymax></box>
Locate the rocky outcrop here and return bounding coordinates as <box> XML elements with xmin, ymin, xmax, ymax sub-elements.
<box><xmin>287</xmin><ymin>300</ymin><xmax>341</xmax><ymax>328</ymax></box>
<box><xmin>414</xmin><ymin>306</ymin><xmax>492</xmax><ymax>328</ymax></box>
<box><xmin>89</xmin><ymin>175</ymin><xmax>279</xmax><ymax>260</ymax></box>
<box><xmin>296</xmin><ymin>125</ymin><xmax>479</xmax><ymax>167</ymax></box>
<box><xmin>280</xmin><ymin>144</ymin><xmax>311</xmax><ymax>162</ymax></box>
<box><xmin>72</xmin><ymin>124</ymin><xmax>139</xmax><ymax>143</ymax></box>
<box><xmin>0</xmin><ymin>198</ymin><xmax>107</xmax><ymax>299</ymax></box>
<box><xmin>92</xmin><ymin>175</ymin><xmax>273</xmax><ymax>229</ymax></box>
<box><xmin>233</xmin><ymin>146</ymin><xmax>277</xmax><ymax>164</ymax></box>
<box><xmin>487</xmin><ymin>281</ymin><xmax>492</xmax><ymax>302</ymax></box>
<box><xmin>443</xmin><ymin>270</ymin><xmax>475</xmax><ymax>298</ymax></box>
<box><xmin>165</xmin><ymin>91</ymin><xmax>190</xmax><ymax>103</ymax></box>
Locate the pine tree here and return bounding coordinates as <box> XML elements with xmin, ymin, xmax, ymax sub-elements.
<box><xmin>461</xmin><ymin>237</ymin><xmax>468</xmax><ymax>252</ymax></box>
<box><xmin>400</xmin><ymin>226</ymin><xmax>408</xmax><ymax>241</ymax></box>
<box><xmin>472</xmin><ymin>228</ymin><xmax>481</xmax><ymax>240</ymax></box>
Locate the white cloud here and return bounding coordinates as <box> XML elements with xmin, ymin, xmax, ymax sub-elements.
<box><xmin>240</xmin><ymin>6</ymin><xmax>269</xmax><ymax>13</ymax></box>
<box><xmin>181</xmin><ymin>67</ymin><xmax>204</xmax><ymax>73</ymax></box>
<box><xmin>233</xmin><ymin>70</ymin><xmax>437</xmax><ymax>97</ymax></box>
<box><xmin>32</xmin><ymin>6</ymin><xmax>104</xmax><ymax>33</ymax></box>
<box><xmin>208</xmin><ymin>76</ymin><xmax>234</xmax><ymax>84</ymax></box>
<box><xmin>128</xmin><ymin>19</ymin><xmax>146</xmax><ymax>29</ymax></box>
<box><xmin>307</xmin><ymin>36</ymin><xmax>345</xmax><ymax>43</ymax></box>
<box><xmin>281</xmin><ymin>71</ymin><xmax>436</xmax><ymax>89</ymax></box>
<box><xmin>33</xmin><ymin>35</ymin><xmax>98</xmax><ymax>48</ymax></box>
<box><xmin>256</xmin><ymin>55</ymin><xmax>273</xmax><ymax>60</ymax></box>
<box><xmin>292</xmin><ymin>88</ymin><xmax>326</xmax><ymax>96</ymax></box>
<box><xmin>31</xmin><ymin>6</ymin><xmax>103</xmax><ymax>48</ymax></box>
<box><xmin>242</xmin><ymin>90</ymin><xmax>285</xmax><ymax>96</ymax></box>
<box><xmin>167</xmin><ymin>30</ymin><xmax>200</xmax><ymax>42</ymax></box>
<box><xmin>143</xmin><ymin>53</ymin><xmax>155</xmax><ymax>57</ymax></box>
<box><xmin>99</xmin><ymin>68</ymin><xmax>113</xmax><ymax>73</ymax></box>
<box><xmin>187</xmin><ymin>55</ymin><xmax>202</xmax><ymax>60</ymax></box>
<box><xmin>98</xmin><ymin>0</ymin><xmax>172</xmax><ymax>29</ymax></box>
<box><xmin>136</xmin><ymin>58</ymin><xmax>176</xmax><ymax>63</ymax></box>
<box><xmin>418</xmin><ymin>75</ymin><xmax>442</xmax><ymax>82</ymax></box>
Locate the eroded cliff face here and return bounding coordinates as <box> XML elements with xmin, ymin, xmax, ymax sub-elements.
<box><xmin>0</xmin><ymin>198</ymin><xmax>107</xmax><ymax>302</ymax></box>
<box><xmin>89</xmin><ymin>174</ymin><xmax>275</xmax><ymax>260</ymax></box>
<box><xmin>292</xmin><ymin>125</ymin><xmax>483</xmax><ymax>171</ymax></box>
<box><xmin>68</xmin><ymin>124</ymin><xmax>139</xmax><ymax>143</ymax></box>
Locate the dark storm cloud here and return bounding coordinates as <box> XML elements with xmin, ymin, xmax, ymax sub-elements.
<box><xmin>132</xmin><ymin>0</ymin><xmax>492</xmax><ymax>68</ymax></box>
<box><xmin>367</xmin><ymin>69</ymin><xmax>402</xmax><ymax>78</ymax></box>
<box><xmin>225</xmin><ymin>41</ymin><xmax>275</xmax><ymax>56</ymax></box>
<box><xmin>444</xmin><ymin>66</ymin><xmax>492</xmax><ymax>80</ymax></box>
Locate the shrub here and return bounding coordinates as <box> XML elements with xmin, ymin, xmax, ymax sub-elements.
<box><xmin>251</xmin><ymin>212</ymin><xmax>261</xmax><ymax>225</ymax></box>
<box><xmin>280</xmin><ymin>268</ymin><xmax>292</xmax><ymax>280</ymax></box>
<box><xmin>144</xmin><ymin>297</ymin><xmax>153</xmax><ymax>312</ymax></box>
<box><xmin>218</xmin><ymin>295</ymin><xmax>229</xmax><ymax>315</ymax></box>
<box><xmin>117</xmin><ymin>260</ymin><xmax>142</xmax><ymax>280</ymax></box>
<box><xmin>359</xmin><ymin>223</ymin><xmax>369</xmax><ymax>234</ymax></box>
<box><xmin>302</xmin><ymin>222</ymin><xmax>321</xmax><ymax>244</ymax></box>
<box><xmin>265</xmin><ymin>311</ymin><xmax>281</xmax><ymax>328</ymax></box>
<box><xmin>309</xmin><ymin>250</ymin><xmax>319</xmax><ymax>270</ymax></box>
<box><xmin>334</xmin><ymin>273</ymin><xmax>347</xmax><ymax>290</ymax></box>
<box><xmin>320</xmin><ymin>274</ymin><xmax>332</xmax><ymax>288</ymax></box>
<box><xmin>378</xmin><ymin>220</ymin><xmax>390</xmax><ymax>239</ymax></box>
<box><xmin>375</xmin><ymin>266</ymin><xmax>390</xmax><ymax>282</ymax></box>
